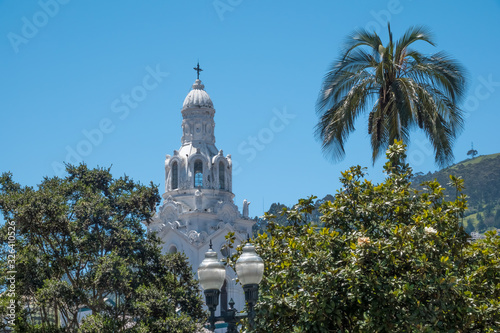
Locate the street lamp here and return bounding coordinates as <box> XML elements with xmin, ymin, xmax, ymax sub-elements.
<box><xmin>198</xmin><ymin>240</ymin><xmax>226</xmax><ymax>331</ymax></box>
<box><xmin>235</xmin><ymin>241</ymin><xmax>264</xmax><ymax>329</ymax></box>
<box><xmin>198</xmin><ymin>239</ymin><xmax>264</xmax><ymax>332</ymax></box>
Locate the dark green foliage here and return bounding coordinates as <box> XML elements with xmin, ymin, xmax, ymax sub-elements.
<box><xmin>412</xmin><ymin>153</ymin><xmax>500</xmax><ymax>231</ymax></box>
<box><xmin>465</xmin><ymin>218</ymin><xmax>475</xmax><ymax>234</ymax></box>
<box><xmin>0</xmin><ymin>164</ymin><xmax>205</xmax><ymax>332</ymax></box>
<box><xmin>463</xmin><ymin>230</ymin><xmax>500</xmax><ymax>331</ymax></box>
<box><xmin>252</xmin><ymin>203</ymin><xmax>288</xmax><ymax>236</ymax></box>
<box><xmin>252</xmin><ymin>196</ymin><xmax>335</xmax><ymax>236</ymax></box>
<box><xmin>476</xmin><ymin>214</ymin><xmax>487</xmax><ymax>233</ymax></box>
<box><xmin>234</xmin><ymin>142</ymin><xmax>500</xmax><ymax>332</ymax></box>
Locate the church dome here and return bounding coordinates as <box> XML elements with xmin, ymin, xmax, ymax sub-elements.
<box><xmin>182</xmin><ymin>79</ymin><xmax>214</xmax><ymax>108</ymax></box>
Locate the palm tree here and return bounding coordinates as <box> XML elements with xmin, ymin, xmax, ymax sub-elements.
<box><xmin>316</xmin><ymin>24</ymin><xmax>467</xmax><ymax>167</ymax></box>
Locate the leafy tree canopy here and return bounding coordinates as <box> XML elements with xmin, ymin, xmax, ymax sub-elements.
<box><xmin>0</xmin><ymin>164</ymin><xmax>206</xmax><ymax>332</ymax></box>
<box><xmin>412</xmin><ymin>153</ymin><xmax>500</xmax><ymax>231</ymax></box>
<box><xmin>231</xmin><ymin>141</ymin><xmax>500</xmax><ymax>332</ymax></box>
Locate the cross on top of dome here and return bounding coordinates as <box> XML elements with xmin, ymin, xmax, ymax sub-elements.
<box><xmin>193</xmin><ymin>62</ymin><xmax>203</xmax><ymax>80</ymax></box>
<box><xmin>183</xmin><ymin>64</ymin><xmax>213</xmax><ymax>109</ymax></box>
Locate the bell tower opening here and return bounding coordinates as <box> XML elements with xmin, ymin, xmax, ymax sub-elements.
<box><xmin>194</xmin><ymin>160</ymin><xmax>203</xmax><ymax>187</ymax></box>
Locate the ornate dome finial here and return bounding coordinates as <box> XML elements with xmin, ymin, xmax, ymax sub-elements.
<box><xmin>183</xmin><ymin>68</ymin><xmax>213</xmax><ymax>108</ymax></box>
<box><xmin>192</xmin><ymin>79</ymin><xmax>205</xmax><ymax>90</ymax></box>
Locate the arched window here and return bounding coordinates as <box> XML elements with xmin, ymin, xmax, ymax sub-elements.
<box><xmin>171</xmin><ymin>162</ymin><xmax>178</xmax><ymax>190</ymax></box>
<box><xmin>194</xmin><ymin>160</ymin><xmax>203</xmax><ymax>187</ymax></box>
<box><xmin>168</xmin><ymin>245</ymin><xmax>177</xmax><ymax>254</ymax></box>
<box><xmin>219</xmin><ymin>161</ymin><xmax>225</xmax><ymax>190</ymax></box>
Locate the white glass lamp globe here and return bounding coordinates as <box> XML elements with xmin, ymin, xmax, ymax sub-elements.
<box><xmin>198</xmin><ymin>246</ymin><xmax>226</xmax><ymax>291</ymax></box>
<box><xmin>235</xmin><ymin>243</ymin><xmax>264</xmax><ymax>286</ymax></box>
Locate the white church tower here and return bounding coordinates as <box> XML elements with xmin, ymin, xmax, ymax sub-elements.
<box><xmin>146</xmin><ymin>65</ymin><xmax>254</xmax><ymax>320</ymax></box>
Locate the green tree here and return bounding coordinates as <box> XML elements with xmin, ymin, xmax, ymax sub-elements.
<box><xmin>465</xmin><ymin>217</ymin><xmax>475</xmax><ymax>234</ymax></box>
<box><xmin>484</xmin><ymin>204</ymin><xmax>493</xmax><ymax>218</ymax></box>
<box><xmin>316</xmin><ymin>24</ymin><xmax>467</xmax><ymax>167</ymax></box>
<box><xmin>462</xmin><ymin>230</ymin><xmax>500</xmax><ymax>331</ymax></box>
<box><xmin>232</xmin><ymin>142</ymin><xmax>499</xmax><ymax>332</ymax></box>
<box><xmin>476</xmin><ymin>213</ymin><xmax>487</xmax><ymax>233</ymax></box>
<box><xmin>0</xmin><ymin>164</ymin><xmax>205</xmax><ymax>332</ymax></box>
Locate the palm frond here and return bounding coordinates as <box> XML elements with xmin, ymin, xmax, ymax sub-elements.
<box><xmin>408</xmin><ymin>51</ymin><xmax>467</xmax><ymax>103</ymax></box>
<box><xmin>390</xmin><ymin>78</ymin><xmax>418</xmax><ymax>138</ymax></box>
<box><xmin>395</xmin><ymin>25</ymin><xmax>435</xmax><ymax>64</ymax></box>
<box><xmin>424</xmin><ymin>112</ymin><xmax>455</xmax><ymax>168</ymax></box>
<box><xmin>413</xmin><ymin>84</ymin><xmax>460</xmax><ymax>167</ymax></box>
<box><xmin>369</xmin><ymin>104</ymin><xmax>389</xmax><ymax>162</ymax></box>
<box><xmin>316</xmin><ymin>80</ymin><xmax>373</xmax><ymax>162</ymax></box>
<box><xmin>343</xmin><ymin>29</ymin><xmax>383</xmax><ymax>59</ymax></box>
<box><xmin>317</xmin><ymin>49</ymin><xmax>378</xmax><ymax>112</ymax></box>
<box><xmin>418</xmin><ymin>83</ymin><xmax>464</xmax><ymax>135</ymax></box>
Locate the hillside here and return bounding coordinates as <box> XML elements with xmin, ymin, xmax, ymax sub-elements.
<box><xmin>254</xmin><ymin>153</ymin><xmax>500</xmax><ymax>235</ymax></box>
<box><xmin>252</xmin><ymin>195</ymin><xmax>334</xmax><ymax>235</ymax></box>
<box><xmin>412</xmin><ymin>153</ymin><xmax>500</xmax><ymax>232</ymax></box>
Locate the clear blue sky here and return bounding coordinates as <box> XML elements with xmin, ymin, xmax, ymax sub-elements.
<box><xmin>1</xmin><ymin>0</ymin><xmax>499</xmax><ymax>218</ymax></box>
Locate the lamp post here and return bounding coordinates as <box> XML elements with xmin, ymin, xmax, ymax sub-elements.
<box><xmin>198</xmin><ymin>239</ymin><xmax>264</xmax><ymax>332</ymax></box>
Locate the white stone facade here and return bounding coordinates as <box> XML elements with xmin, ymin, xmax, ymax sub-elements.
<box><xmin>146</xmin><ymin>77</ymin><xmax>254</xmax><ymax>321</ymax></box>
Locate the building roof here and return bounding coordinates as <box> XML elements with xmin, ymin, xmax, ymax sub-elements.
<box><xmin>183</xmin><ymin>79</ymin><xmax>214</xmax><ymax>109</ymax></box>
